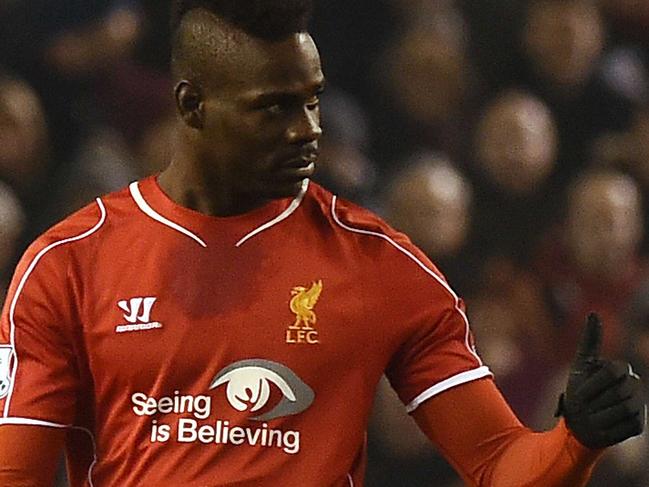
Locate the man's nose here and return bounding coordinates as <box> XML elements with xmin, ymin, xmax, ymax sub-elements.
<box><xmin>287</xmin><ymin>106</ymin><xmax>322</xmax><ymax>145</ymax></box>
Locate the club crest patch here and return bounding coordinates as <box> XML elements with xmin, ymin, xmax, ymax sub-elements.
<box><xmin>286</xmin><ymin>280</ymin><xmax>322</xmax><ymax>345</ymax></box>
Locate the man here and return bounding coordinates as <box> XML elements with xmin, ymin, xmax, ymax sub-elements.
<box><xmin>0</xmin><ymin>1</ymin><xmax>644</xmax><ymax>485</ymax></box>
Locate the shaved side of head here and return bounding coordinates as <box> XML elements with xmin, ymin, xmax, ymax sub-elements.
<box><xmin>171</xmin><ymin>9</ymin><xmax>239</xmax><ymax>87</ymax></box>
<box><xmin>170</xmin><ymin>0</ymin><xmax>314</xmax><ymax>87</ymax></box>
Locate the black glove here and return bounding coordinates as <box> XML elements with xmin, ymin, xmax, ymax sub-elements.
<box><xmin>556</xmin><ymin>313</ymin><xmax>646</xmax><ymax>449</ymax></box>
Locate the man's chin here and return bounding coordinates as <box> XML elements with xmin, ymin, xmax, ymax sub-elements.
<box><xmin>260</xmin><ymin>177</ymin><xmax>310</xmax><ymax>200</ymax></box>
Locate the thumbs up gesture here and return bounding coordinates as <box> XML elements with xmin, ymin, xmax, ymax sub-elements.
<box><xmin>556</xmin><ymin>313</ymin><xmax>646</xmax><ymax>449</ymax></box>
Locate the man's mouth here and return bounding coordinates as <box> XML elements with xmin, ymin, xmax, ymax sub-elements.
<box><xmin>277</xmin><ymin>153</ymin><xmax>318</xmax><ymax>179</ymax></box>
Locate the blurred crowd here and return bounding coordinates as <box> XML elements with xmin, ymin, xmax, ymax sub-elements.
<box><xmin>1</xmin><ymin>1</ymin><xmax>648</xmax><ymax>486</ymax></box>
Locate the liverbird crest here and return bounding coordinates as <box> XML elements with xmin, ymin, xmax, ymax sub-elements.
<box><xmin>289</xmin><ymin>280</ymin><xmax>323</xmax><ymax>330</ymax></box>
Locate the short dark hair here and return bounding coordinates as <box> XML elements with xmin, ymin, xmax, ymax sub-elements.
<box><xmin>171</xmin><ymin>0</ymin><xmax>314</xmax><ymax>41</ymax></box>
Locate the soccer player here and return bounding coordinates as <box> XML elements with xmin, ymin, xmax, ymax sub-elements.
<box><xmin>0</xmin><ymin>1</ymin><xmax>645</xmax><ymax>485</ymax></box>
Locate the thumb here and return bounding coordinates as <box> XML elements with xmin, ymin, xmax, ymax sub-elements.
<box><xmin>574</xmin><ymin>313</ymin><xmax>603</xmax><ymax>368</ymax></box>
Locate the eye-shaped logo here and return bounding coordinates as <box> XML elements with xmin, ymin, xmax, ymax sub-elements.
<box><xmin>209</xmin><ymin>359</ymin><xmax>314</xmax><ymax>421</ymax></box>
<box><xmin>0</xmin><ymin>346</ymin><xmax>14</xmax><ymax>399</ymax></box>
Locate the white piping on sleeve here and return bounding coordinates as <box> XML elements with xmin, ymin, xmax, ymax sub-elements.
<box><xmin>0</xmin><ymin>417</ymin><xmax>98</xmax><ymax>487</ymax></box>
<box><xmin>405</xmin><ymin>366</ymin><xmax>493</xmax><ymax>413</ymax></box>
<box><xmin>236</xmin><ymin>178</ymin><xmax>309</xmax><ymax>247</ymax></box>
<box><xmin>4</xmin><ymin>198</ymin><xmax>107</xmax><ymax>418</ymax></box>
<box><xmin>347</xmin><ymin>473</ymin><xmax>354</xmax><ymax>487</ymax></box>
<box><xmin>0</xmin><ymin>416</ymin><xmax>68</xmax><ymax>428</ymax></box>
<box><xmin>129</xmin><ymin>182</ymin><xmax>207</xmax><ymax>248</ymax></box>
<box><xmin>330</xmin><ymin>195</ymin><xmax>484</xmax><ymax>365</ymax></box>
<box><xmin>78</xmin><ymin>424</ymin><xmax>98</xmax><ymax>487</ymax></box>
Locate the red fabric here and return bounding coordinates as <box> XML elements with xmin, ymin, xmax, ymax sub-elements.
<box><xmin>412</xmin><ymin>378</ymin><xmax>603</xmax><ymax>487</ymax></box>
<box><xmin>0</xmin><ymin>177</ymin><xmax>484</xmax><ymax>486</ymax></box>
<box><xmin>0</xmin><ymin>425</ymin><xmax>64</xmax><ymax>486</ymax></box>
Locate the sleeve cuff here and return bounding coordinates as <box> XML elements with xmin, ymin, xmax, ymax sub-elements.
<box><xmin>405</xmin><ymin>366</ymin><xmax>493</xmax><ymax>413</ymax></box>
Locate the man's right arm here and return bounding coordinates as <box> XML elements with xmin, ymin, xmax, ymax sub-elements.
<box><xmin>0</xmin><ymin>425</ymin><xmax>65</xmax><ymax>486</ymax></box>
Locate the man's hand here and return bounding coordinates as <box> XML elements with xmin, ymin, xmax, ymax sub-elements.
<box><xmin>557</xmin><ymin>313</ymin><xmax>646</xmax><ymax>449</ymax></box>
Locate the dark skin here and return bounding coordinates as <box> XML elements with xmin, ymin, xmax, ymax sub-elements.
<box><xmin>158</xmin><ymin>15</ymin><xmax>325</xmax><ymax>217</ymax></box>
<box><xmin>0</xmin><ymin>18</ymin><xmax>328</xmax><ymax>485</ymax></box>
<box><xmin>0</xmin><ymin>12</ymin><xmax>640</xmax><ymax>487</ymax></box>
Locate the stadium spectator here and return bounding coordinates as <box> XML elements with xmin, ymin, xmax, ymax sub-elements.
<box><xmin>0</xmin><ymin>180</ymin><xmax>25</xmax><ymax>302</ymax></box>
<box><xmin>518</xmin><ymin>0</ymin><xmax>639</xmax><ymax>186</ymax></box>
<box><xmin>0</xmin><ymin>74</ymin><xmax>50</xmax><ymax>227</ymax></box>
<box><xmin>383</xmin><ymin>152</ymin><xmax>473</xmax><ymax>293</ymax></box>
<box><xmin>466</xmin><ymin>257</ymin><xmax>558</xmax><ymax>427</ymax></box>
<box><xmin>0</xmin><ymin>0</ymin><xmax>141</xmax><ymax>169</ymax></box>
<box><xmin>591</xmin><ymin>105</ymin><xmax>649</xmax><ymax>257</ymax></box>
<box><xmin>470</xmin><ymin>89</ymin><xmax>558</xmax><ymax>264</ymax></box>
<box><xmin>372</xmin><ymin>4</ymin><xmax>478</xmax><ymax>170</ymax></box>
<box><xmin>44</xmin><ymin>129</ymin><xmax>138</xmax><ymax>223</ymax></box>
<box><xmin>314</xmin><ymin>89</ymin><xmax>377</xmax><ymax>206</ymax></box>
<box><xmin>536</xmin><ymin>170</ymin><xmax>646</xmax><ymax>362</ymax></box>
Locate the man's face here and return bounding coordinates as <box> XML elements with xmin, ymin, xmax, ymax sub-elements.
<box><xmin>0</xmin><ymin>80</ymin><xmax>48</xmax><ymax>183</ymax></box>
<box><xmin>525</xmin><ymin>0</ymin><xmax>603</xmax><ymax>88</ymax></box>
<box><xmin>387</xmin><ymin>161</ymin><xmax>471</xmax><ymax>258</ymax></box>
<box><xmin>198</xmin><ymin>31</ymin><xmax>324</xmax><ymax>201</ymax></box>
<box><xmin>476</xmin><ymin>92</ymin><xmax>557</xmax><ymax>196</ymax></box>
<box><xmin>388</xmin><ymin>28</ymin><xmax>468</xmax><ymax>125</ymax></box>
<box><xmin>567</xmin><ymin>175</ymin><xmax>642</xmax><ymax>278</ymax></box>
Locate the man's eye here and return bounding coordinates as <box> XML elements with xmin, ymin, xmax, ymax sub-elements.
<box><xmin>306</xmin><ymin>97</ymin><xmax>320</xmax><ymax>111</ymax></box>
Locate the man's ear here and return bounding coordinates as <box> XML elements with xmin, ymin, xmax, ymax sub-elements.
<box><xmin>175</xmin><ymin>80</ymin><xmax>204</xmax><ymax>129</ymax></box>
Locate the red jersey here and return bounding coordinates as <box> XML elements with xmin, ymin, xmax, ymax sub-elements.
<box><xmin>0</xmin><ymin>177</ymin><xmax>489</xmax><ymax>486</ymax></box>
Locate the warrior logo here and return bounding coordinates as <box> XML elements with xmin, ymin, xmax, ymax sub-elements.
<box><xmin>209</xmin><ymin>359</ymin><xmax>314</xmax><ymax>421</ymax></box>
<box><xmin>116</xmin><ymin>297</ymin><xmax>162</xmax><ymax>333</ymax></box>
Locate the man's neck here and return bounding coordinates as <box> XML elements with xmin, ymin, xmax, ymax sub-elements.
<box><xmin>157</xmin><ymin>159</ymin><xmax>269</xmax><ymax>217</ymax></box>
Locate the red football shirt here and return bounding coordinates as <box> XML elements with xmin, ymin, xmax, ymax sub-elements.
<box><xmin>0</xmin><ymin>176</ymin><xmax>490</xmax><ymax>486</ymax></box>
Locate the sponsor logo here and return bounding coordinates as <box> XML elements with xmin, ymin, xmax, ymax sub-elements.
<box><xmin>131</xmin><ymin>359</ymin><xmax>314</xmax><ymax>455</ymax></box>
<box><xmin>116</xmin><ymin>297</ymin><xmax>162</xmax><ymax>333</ymax></box>
<box><xmin>0</xmin><ymin>345</ymin><xmax>13</xmax><ymax>399</ymax></box>
<box><xmin>209</xmin><ymin>359</ymin><xmax>314</xmax><ymax>421</ymax></box>
<box><xmin>286</xmin><ymin>280</ymin><xmax>322</xmax><ymax>344</ymax></box>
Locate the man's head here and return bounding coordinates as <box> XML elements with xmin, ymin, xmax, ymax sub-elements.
<box><xmin>169</xmin><ymin>0</ymin><xmax>323</xmax><ymax>204</ymax></box>
<box><xmin>566</xmin><ymin>170</ymin><xmax>643</xmax><ymax>279</ymax></box>
<box><xmin>384</xmin><ymin>17</ymin><xmax>469</xmax><ymax>126</ymax></box>
<box><xmin>385</xmin><ymin>153</ymin><xmax>472</xmax><ymax>259</ymax></box>
<box><xmin>475</xmin><ymin>89</ymin><xmax>557</xmax><ymax>196</ymax></box>
<box><xmin>0</xmin><ymin>74</ymin><xmax>49</xmax><ymax>190</ymax></box>
<box><xmin>524</xmin><ymin>0</ymin><xmax>604</xmax><ymax>89</ymax></box>
<box><xmin>0</xmin><ymin>180</ymin><xmax>25</xmax><ymax>274</ymax></box>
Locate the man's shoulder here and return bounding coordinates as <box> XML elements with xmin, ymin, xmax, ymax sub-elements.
<box><xmin>306</xmin><ymin>182</ymin><xmax>454</xmax><ymax>305</ymax></box>
<box><xmin>26</xmin><ymin>182</ymin><xmax>139</xmax><ymax>260</ymax></box>
<box><xmin>307</xmin><ymin>181</ymin><xmax>406</xmax><ymax>241</ymax></box>
<box><xmin>306</xmin><ymin>181</ymin><xmax>427</xmax><ymax>261</ymax></box>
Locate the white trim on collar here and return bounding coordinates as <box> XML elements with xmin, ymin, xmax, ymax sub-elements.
<box><xmin>235</xmin><ymin>178</ymin><xmax>310</xmax><ymax>247</ymax></box>
<box><xmin>129</xmin><ymin>181</ymin><xmax>208</xmax><ymax>248</ymax></box>
<box><xmin>129</xmin><ymin>178</ymin><xmax>309</xmax><ymax>248</ymax></box>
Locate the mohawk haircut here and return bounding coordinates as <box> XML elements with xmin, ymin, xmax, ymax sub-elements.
<box><xmin>171</xmin><ymin>0</ymin><xmax>314</xmax><ymax>41</ymax></box>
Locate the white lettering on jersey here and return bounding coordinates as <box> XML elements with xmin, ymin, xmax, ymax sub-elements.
<box><xmin>130</xmin><ymin>360</ymin><xmax>312</xmax><ymax>455</ymax></box>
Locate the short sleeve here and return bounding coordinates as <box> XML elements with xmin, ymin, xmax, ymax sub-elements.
<box><xmin>0</xmin><ymin>240</ymin><xmax>80</xmax><ymax>426</ymax></box>
<box><xmin>383</xmin><ymin>237</ymin><xmax>492</xmax><ymax>413</ymax></box>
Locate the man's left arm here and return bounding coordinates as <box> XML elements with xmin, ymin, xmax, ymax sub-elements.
<box><xmin>410</xmin><ymin>314</ymin><xmax>646</xmax><ymax>487</ymax></box>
